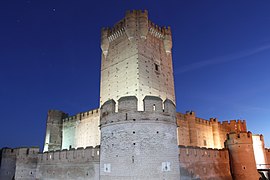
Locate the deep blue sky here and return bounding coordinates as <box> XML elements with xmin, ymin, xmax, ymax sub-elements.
<box><xmin>1</xmin><ymin>0</ymin><xmax>270</xmax><ymax>148</ymax></box>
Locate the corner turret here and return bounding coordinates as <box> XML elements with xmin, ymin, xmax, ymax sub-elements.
<box><xmin>43</xmin><ymin>110</ymin><xmax>67</xmax><ymax>152</ymax></box>
<box><xmin>225</xmin><ymin>132</ymin><xmax>260</xmax><ymax>180</ymax></box>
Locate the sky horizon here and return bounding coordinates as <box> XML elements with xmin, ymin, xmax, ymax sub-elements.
<box><xmin>1</xmin><ymin>0</ymin><xmax>270</xmax><ymax>148</ymax></box>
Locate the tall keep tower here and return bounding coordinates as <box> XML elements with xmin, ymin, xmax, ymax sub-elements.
<box><xmin>100</xmin><ymin>10</ymin><xmax>175</xmax><ymax>110</ymax></box>
<box><xmin>99</xmin><ymin>10</ymin><xmax>180</xmax><ymax>180</ymax></box>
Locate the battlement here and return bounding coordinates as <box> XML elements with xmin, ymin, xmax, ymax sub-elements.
<box><xmin>209</xmin><ymin>118</ymin><xmax>218</xmax><ymax>123</ymax></box>
<box><xmin>220</xmin><ymin>119</ymin><xmax>247</xmax><ymax>133</ymax></box>
<box><xmin>125</xmin><ymin>9</ymin><xmax>148</xmax><ymax>16</ymax></box>
<box><xmin>1</xmin><ymin>147</ymin><xmax>39</xmax><ymax>157</ymax></box>
<box><xmin>62</xmin><ymin>108</ymin><xmax>99</xmax><ymax>122</ymax></box>
<box><xmin>227</xmin><ymin>131</ymin><xmax>252</xmax><ymax>139</ymax></box>
<box><xmin>195</xmin><ymin>117</ymin><xmax>211</xmax><ymax>126</ymax></box>
<box><xmin>220</xmin><ymin>119</ymin><xmax>246</xmax><ymax>125</ymax></box>
<box><xmin>185</xmin><ymin>111</ymin><xmax>196</xmax><ymax>116</ymax></box>
<box><xmin>252</xmin><ymin>134</ymin><xmax>264</xmax><ymax>142</ymax></box>
<box><xmin>225</xmin><ymin>132</ymin><xmax>253</xmax><ymax>147</ymax></box>
<box><xmin>100</xmin><ymin>10</ymin><xmax>172</xmax><ymax>53</ymax></box>
<box><xmin>177</xmin><ymin>111</ymin><xmax>247</xmax><ymax>130</ymax></box>
<box><xmin>38</xmin><ymin>146</ymin><xmax>100</xmax><ymax>163</ymax></box>
<box><xmin>179</xmin><ymin>145</ymin><xmax>229</xmax><ymax>160</ymax></box>
<box><xmin>148</xmin><ymin>21</ymin><xmax>171</xmax><ymax>39</ymax></box>
<box><xmin>100</xmin><ymin>96</ymin><xmax>176</xmax><ymax>127</ymax></box>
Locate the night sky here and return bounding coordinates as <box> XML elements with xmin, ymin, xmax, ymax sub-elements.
<box><xmin>1</xmin><ymin>0</ymin><xmax>270</xmax><ymax>149</ymax></box>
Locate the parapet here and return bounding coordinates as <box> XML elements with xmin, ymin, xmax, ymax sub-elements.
<box><xmin>209</xmin><ymin>118</ymin><xmax>218</xmax><ymax>123</ymax></box>
<box><xmin>100</xmin><ymin>96</ymin><xmax>176</xmax><ymax>126</ymax></box>
<box><xmin>220</xmin><ymin>119</ymin><xmax>247</xmax><ymax>133</ymax></box>
<box><xmin>185</xmin><ymin>111</ymin><xmax>196</xmax><ymax>117</ymax></box>
<box><xmin>100</xmin><ymin>10</ymin><xmax>172</xmax><ymax>56</ymax></box>
<box><xmin>118</xmin><ymin>96</ymin><xmax>137</xmax><ymax>112</ymax></box>
<box><xmin>38</xmin><ymin>146</ymin><xmax>100</xmax><ymax>163</ymax></box>
<box><xmin>195</xmin><ymin>117</ymin><xmax>211</xmax><ymax>126</ymax></box>
<box><xmin>101</xmin><ymin>96</ymin><xmax>174</xmax><ymax>113</ymax></box>
<box><xmin>225</xmin><ymin>131</ymin><xmax>253</xmax><ymax>146</ymax></box>
<box><xmin>1</xmin><ymin>147</ymin><xmax>39</xmax><ymax>157</ymax></box>
<box><xmin>143</xmin><ymin>96</ymin><xmax>163</xmax><ymax>112</ymax></box>
<box><xmin>100</xmin><ymin>99</ymin><xmax>116</xmax><ymax>117</ymax></box>
<box><xmin>179</xmin><ymin>145</ymin><xmax>229</xmax><ymax>160</ymax></box>
<box><xmin>252</xmin><ymin>134</ymin><xmax>264</xmax><ymax>142</ymax></box>
<box><xmin>62</xmin><ymin>108</ymin><xmax>100</xmax><ymax>122</ymax></box>
<box><xmin>177</xmin><ymin>111</ymin><xmax>248</xmax><ymax>132</ymax></box>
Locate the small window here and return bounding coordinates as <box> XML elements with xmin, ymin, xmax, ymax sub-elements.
<box><xmin>154</xmin><ymin>63</ymin><xmax>160</xmax><ymax>72</ymax></box>
<box><xmin>104</xmin><ymin>164</ymin><xmax>111</xmax><ymax>173</ymax></box>
<box><xmin>153</xmin><ymin>104</ymin><xmax>156</xmax><ymax>111</ymax></box>
<box><xmin>204</xmin><ymin>140</ymin><xmax>207</xmax><ymax>146</ymax></box>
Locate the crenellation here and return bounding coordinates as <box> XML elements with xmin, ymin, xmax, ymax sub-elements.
<box><xmin>100</xmin><ymin>95</ymin><xmax>180</xmax><ymax>179</ymax></box>
<box><xmin>38</xmin><ymin>146</ymin><xmax>100</xmax><ymax>163</ymax></box>
<box><xmin>177</xmin><ymin>111</ymin><xmax>248</xmax><ymax>149</ymax></box>
<box><xmin>179</xmin><ymin>145</ymin><xmax>229</xmax><ymax>158</ymax></box>
<box><xmin>63</xmin><ymin>108</ymin><xmax>100</xmax><ymax>122</ymax></box>
<box><xmin>179</xmin><ymin>146</ymin><xmax>231</xmax><ymax>179</ymax></box>
<box><xmin>100</xmin><ymin>96</ymin><xmax>176</xmax><ymax>127</ymax></box>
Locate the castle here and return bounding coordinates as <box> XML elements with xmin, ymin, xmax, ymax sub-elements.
<box><xmin>1</xmin><ymin>10</ymin><xmax>269</xmax><ymax>180</ymax></box>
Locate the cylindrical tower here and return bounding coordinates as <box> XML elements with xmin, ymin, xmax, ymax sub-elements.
<box><xmin>99</xmin><ymin>96</ymin><xmax>180</xmax><ymax>180</ymax></box>
<box><xmin>225</xmin><ymin>132</ymin><xmax>260</xmax><ymax>180</ymax></box>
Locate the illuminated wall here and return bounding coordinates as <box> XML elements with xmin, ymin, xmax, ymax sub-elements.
<box><xmin>177</xmin><ymin>111</ymin><xmax>247</xmax><ymax>149</ymax></box>
<box><xmin>252</xmin><ymin>134</ymin><xmax>268</xmax><ymax>170</ymax></box>
<box><xmin>62</xmin><ymin>109</ymin><xmax>100</xmax><ymax>150</ymax></box>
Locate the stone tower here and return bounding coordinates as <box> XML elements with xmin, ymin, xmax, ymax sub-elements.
<box><xmin>100</xmin><ymin>10</ymin><xmax>175</xmax><ymax>111</ymax></box>
<box><xmin>99</xmin><ymin>10</ymin><xmax>180</xmax><ymax>180</ymax></box>
<box><xmin>225</xmin><ymin>132</ymin><xmax>260</xmax><ymax>180</ymax></box>
<box><xmin>43</xmin><ymin>110</ymin><xmax>67</xmax><ymax>152</ymax></box>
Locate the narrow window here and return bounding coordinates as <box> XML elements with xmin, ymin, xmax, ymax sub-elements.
<box><xmin>153</xmin><ymin>104</ymin><xmax>156</xmax><ymax>111</ymax></box>
<box><xmin>154</xmin><ymin>63</ymin><xmax>159</xmax><ymax>72</ymax></box>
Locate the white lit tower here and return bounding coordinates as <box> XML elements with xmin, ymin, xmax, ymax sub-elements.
<box><xmin>100</xmin><ymin>10</ymin><xmax>175</xmax><ymax>110</ymax></box>
<box><xmin>99</xmin><ymin>10</ymin><xmax>180</xmax><ymax>180</ymax></box>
